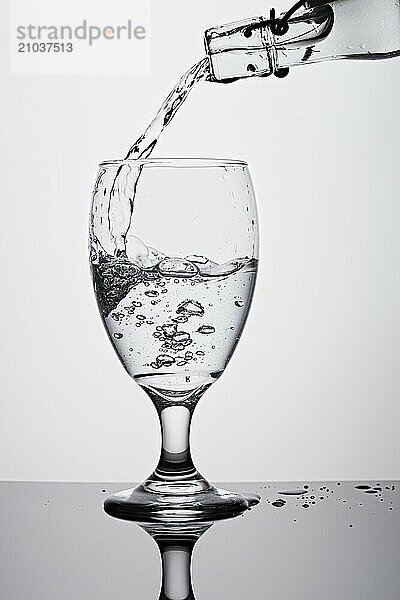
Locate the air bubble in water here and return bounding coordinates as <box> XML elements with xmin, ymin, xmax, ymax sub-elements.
<box><xmin>159</xmin><ymin>258</ymin><xmax>199</xmax><ymax>278</ymax></box>
<box><xmin>197</xmin><ymin>325</ymin><xmax>215</xmax><ymax>335</ymax></box>
<box><xmin>162</xmin><ymin>324</ymin><xmax>178</xmax><ymax>338</ymax></box>
<box><xmin>113</xmin><ymin>333</ymin><xmax>123</xmax><ymax>339</ymax></box>
<box><xmin>111</xmin><ymin>312</ymin><xmax>124</xmax><ymax>322</ymax></box>
<box><xmin>271</xmin><ymin>499</ymin><xmax>286</xmax><ymax>508</ymax></box>
<box><xmin>173</xmin><ymin>316</ymin><xmax>189</xmax><ymax>324</ymax></box>
<box><xmin>124</xmin><ymin>301</ymin><xmax>142</xmax><ymax>316</ymax></box>
<box><xmin>155</xmin><ymin>355</ymin><xmax>175</xmax><ymax>368</ymax></box>
<box><xmin>177</xmin><ymin>299</ymin><xmax>205</xmax><ymax>317</ymax></box>
<box><xmin>174</xmin><ymin>332</ymin><xmax>191</xmax><ymax>344</ymax></box>
<box><xmin>186</xmin><ymin>254</ymin><xmax>209</xmax><ymax>265</ymax></box>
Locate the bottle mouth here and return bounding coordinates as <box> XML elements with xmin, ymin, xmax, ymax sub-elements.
<box><xmin>99</xmin><ymin>157</ymin><xmax>248</xmax><ymax>168</ymax></box>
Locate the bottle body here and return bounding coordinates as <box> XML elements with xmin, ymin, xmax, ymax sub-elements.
<box><xmin>205</xmin><ymin>0</ymin><xmax>400</xmax><ymax>82</ymax></box>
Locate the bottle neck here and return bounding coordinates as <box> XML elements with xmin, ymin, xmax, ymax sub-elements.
<box><xmin>205</xmin><ymin>0</ymin><xmax>400</xmax><ymax>82</ymax></box>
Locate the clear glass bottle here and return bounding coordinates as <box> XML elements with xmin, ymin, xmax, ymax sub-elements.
<box><xmin>205</xmin><ymin>0</ymin><xmax>400</xmax><ymax>82</ymax></box>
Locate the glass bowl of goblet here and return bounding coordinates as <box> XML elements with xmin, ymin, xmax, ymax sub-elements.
<box><xmin>89</xmin><ymin>157</ymin><xmax>259</xmax><ymax>521</ymax></box>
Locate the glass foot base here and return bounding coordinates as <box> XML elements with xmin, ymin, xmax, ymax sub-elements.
<box><xmin>103</xmin><ymin>483</ymin><xmax>260</xmax><ymax>522</ymax></box>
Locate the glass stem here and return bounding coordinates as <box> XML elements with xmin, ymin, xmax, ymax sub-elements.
<box><xmin>141</xmin><ymin>384</ymin><xmax>212</xmax><ymax>493</ymax></box>
<box><xmin>154</xmin><ymin>405</ymin><xmax>199</xmax><ymax>482</ymax></box>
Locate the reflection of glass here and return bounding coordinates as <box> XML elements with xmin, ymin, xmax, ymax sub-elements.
<box><xmin>140</xmin><ymin>520</ymin><xmax>211</xmax><ymax>600</ymax></box>
<box><xmin>90</xmin><ymin>158</ymin><xmax>260</xmax><ymax>519</ymax></box>
<box><xmin>138</xmin><ymin>508</ymin><xmax>246</xmax><ymax>600</ymax></box>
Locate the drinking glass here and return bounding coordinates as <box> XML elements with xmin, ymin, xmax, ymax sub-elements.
<box><xmin>89</xmin><ymin>158</ymin><xmax>259</xmax><ymax>520</ymax></box>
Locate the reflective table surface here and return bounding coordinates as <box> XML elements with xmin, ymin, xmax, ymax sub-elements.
<box><xmin>0</xmin><ymin>481</ymin><xmax>399</xmax><ymax>599</ymax></box>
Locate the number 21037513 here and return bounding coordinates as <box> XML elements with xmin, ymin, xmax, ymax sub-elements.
<box><xmin>18</xmin><ymin>42</ymin><xmax>73</xmax><ymax>53</ymax></box>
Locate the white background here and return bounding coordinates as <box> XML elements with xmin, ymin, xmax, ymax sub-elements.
<box><xmin>1</xmin><ymin>0</ymin><xmax>400</xmax><ymax>482</ymax></box>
